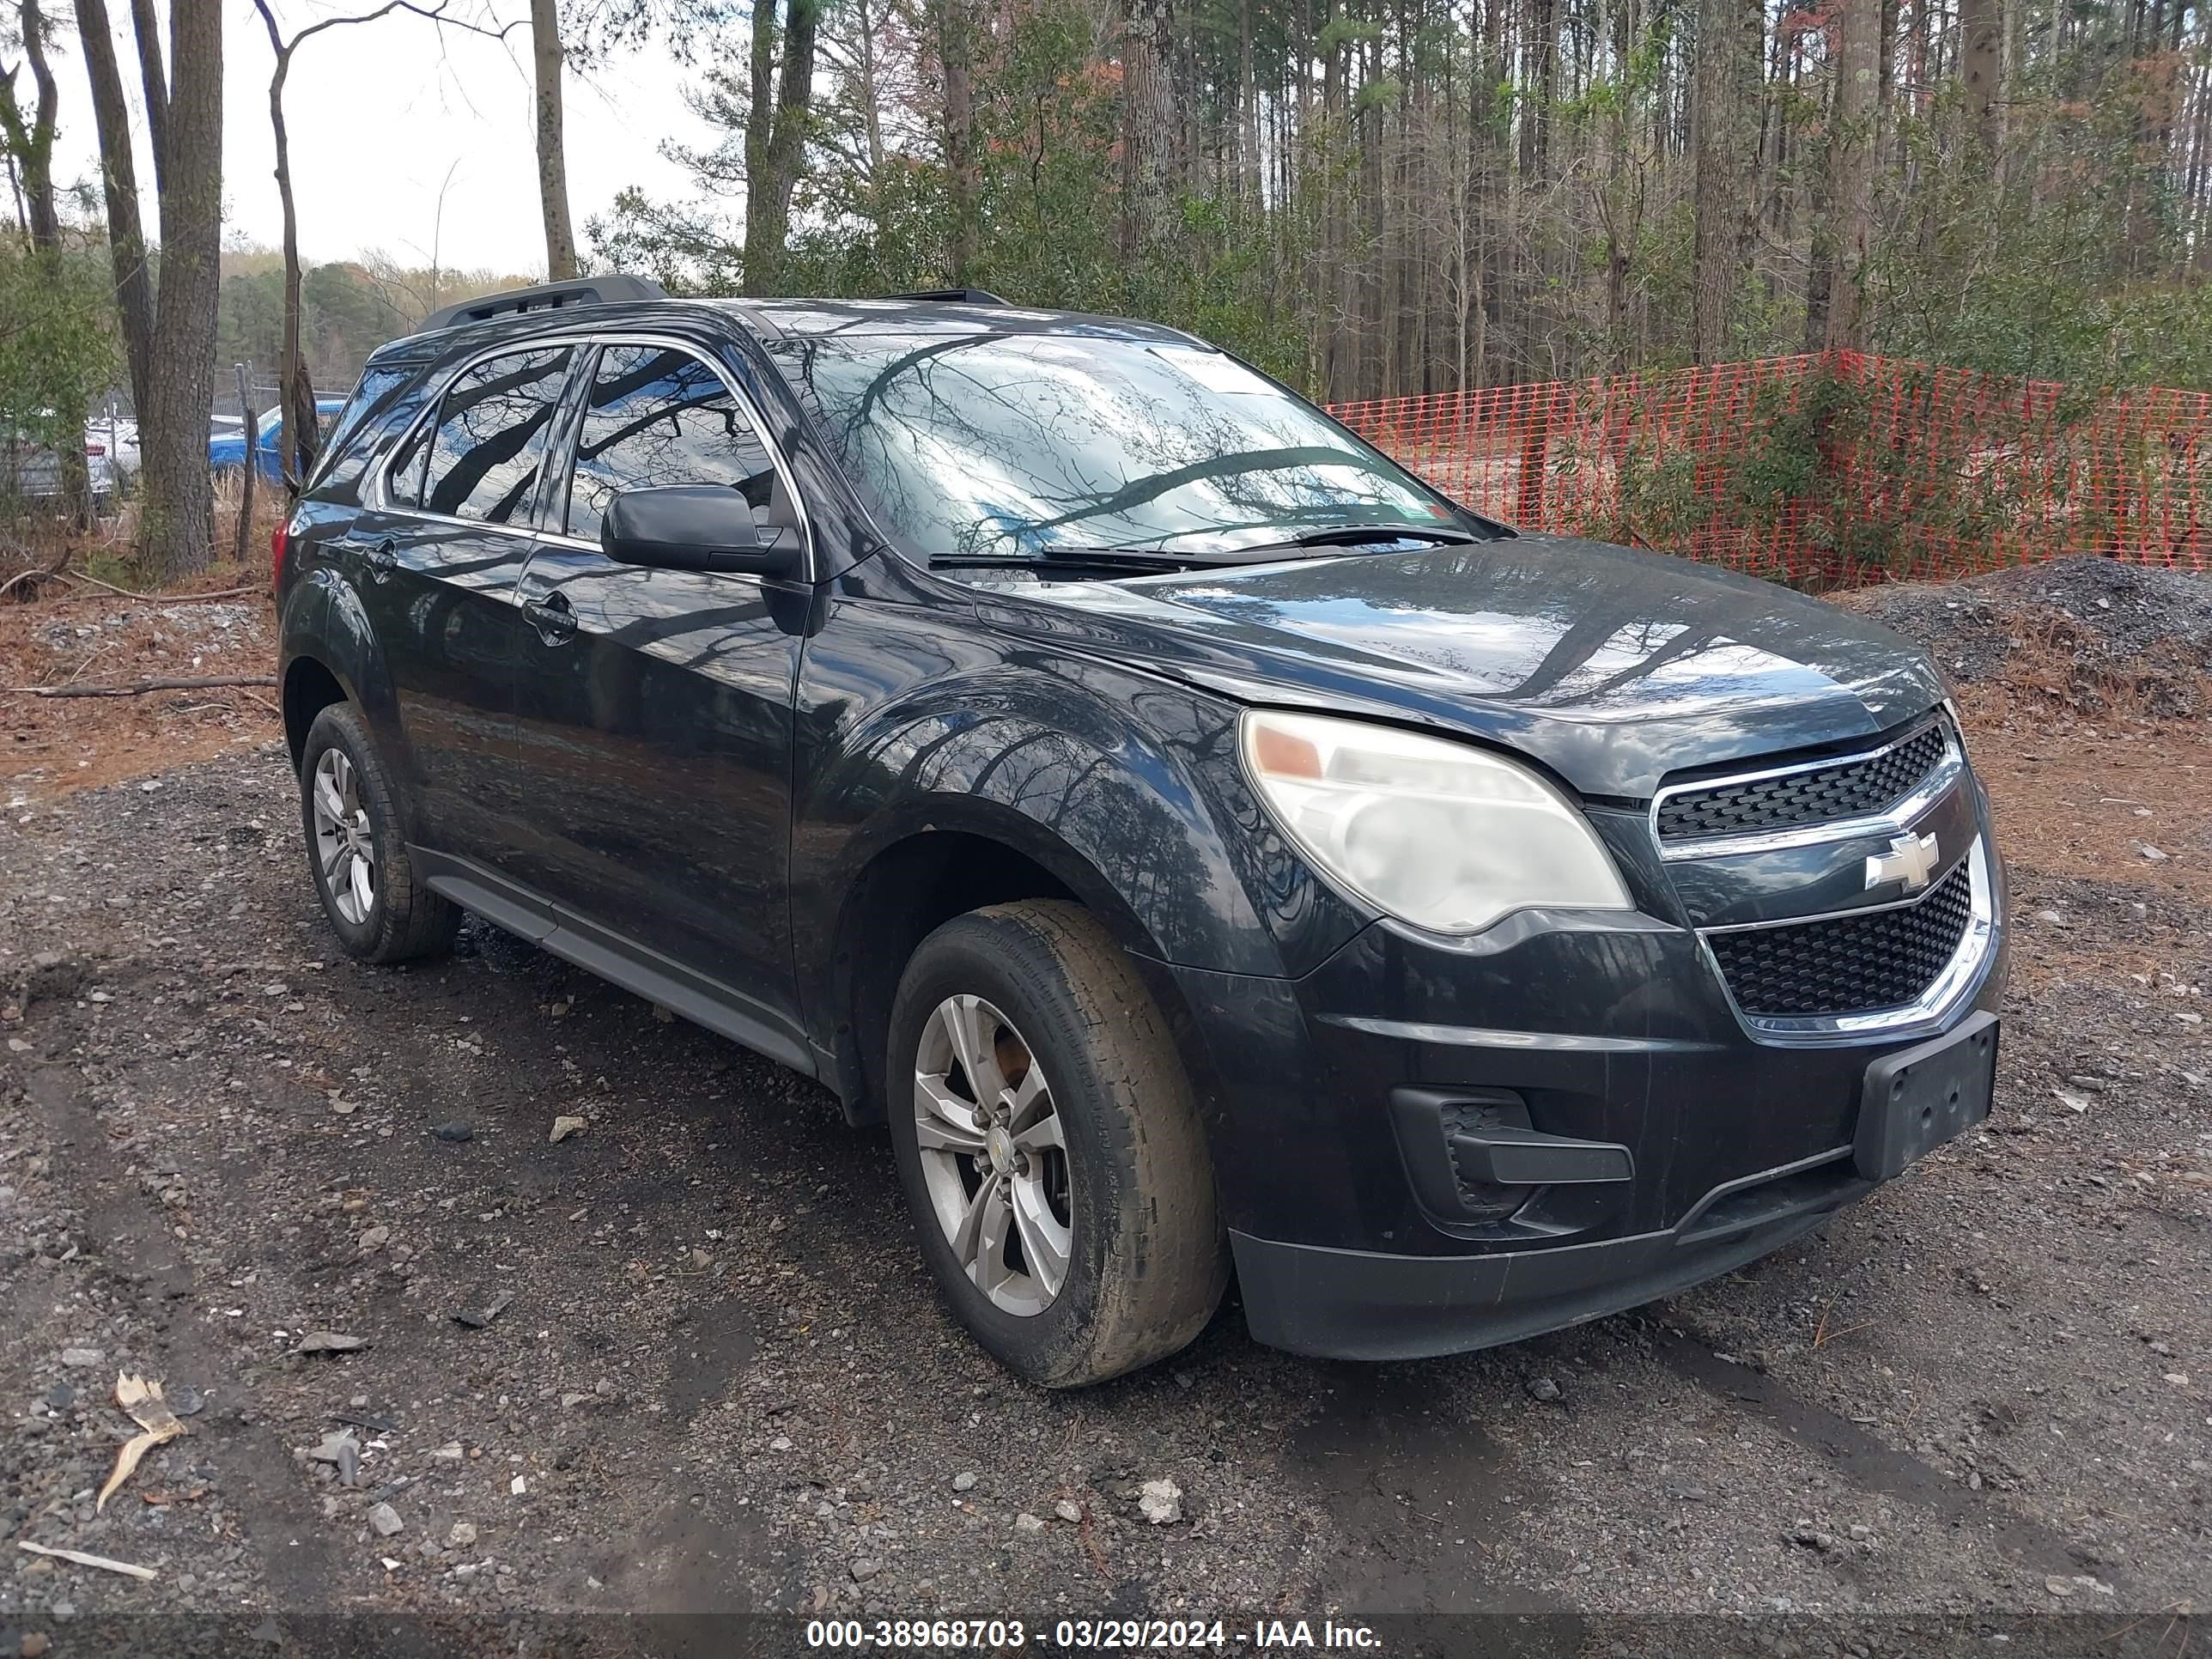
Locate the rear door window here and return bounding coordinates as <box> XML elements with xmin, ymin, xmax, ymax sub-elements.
<box><xmin>389</xmin><ymin>345</ymin><xmax>573</xmax><ymax>524</ymax></box>
<box><xmin>562</xmin><ymin>345</ymin><xmax>780</xmax><ymax>543</ymax></box>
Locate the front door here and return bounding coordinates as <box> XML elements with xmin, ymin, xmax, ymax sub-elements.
<box><xmin>507</xmin><ymin>341</ymin><xmax>808</xmax><ymax>1044</ymax></box>
<box><xmin>353</xmin><ymin>343</ymin><xmax>576</xmax><ymax>862</ymax></box>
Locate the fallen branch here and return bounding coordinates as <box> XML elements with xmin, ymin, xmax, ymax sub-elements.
<box><xmin>0</xmin><ymin>541</ymin><xmax>75</xmax><ymax>600</ymax></box>
<box><xmin>61</xmin><ymin>573</ymin><xmax>263</xmax><ymax>605</ymax></box>
<box><xmin>15</xmin><ymin>1540</ymin><xmax>160</xmax><ymax>1581</ymax></box>
<box><xmin>4</xmin><ymin>675</ymin><xmax>277</xmax><ymax>699</ymax></box>
<box><xmin>0</xmin><ymin>565</ymin><xmax>67</xmax><ymax>601</ymax></box>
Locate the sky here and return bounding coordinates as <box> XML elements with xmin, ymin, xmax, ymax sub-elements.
<box><xmin>47</xmin><ymin>0</ymin><xmax>722</xmax><ymax>276</ymax></box>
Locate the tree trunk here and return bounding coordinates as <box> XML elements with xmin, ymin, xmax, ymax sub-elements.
<box><xmin>71</xmin><ymin>0</ymin><xmax>156</xmax><ymax>422</ymax></box>
<box><xmin>137</xmin><ymin>0</ymin><xmax>222</xmax><ymax>580</ymax></box>
<box><xmin>937</xmin><ymin>0</ymin><xmax>977</xmax><ymax>281</ymax></box>
<box><xmin>259</xmin><ymin>28</ymin><xmax>316</xmax><ymax>490</ymax></box>
<box><xmin>3</xmin><ymin>0</ymin><xmax>60</xmax><ymax>248</ymax></box>
<box><xmin>1121</xmin><ymin>0</ymin><xmax>1168</xmax><ymax>260</ymax></box>
<box><xmin>1820</xmin><ymin>0</ymin><xmax>1878</xmax><ymax>353</ymax></box>
<box><xmin>856</xmin><ymin>0</ymin><xmax>884</xmax><ymax>184</ymax></box>
<box><xmin>531</xmin><ymin>0</ymin><xmax>577</xmax><ymax>283</ymax></box>
<box><xmin>128</xmin><ymin>0</ymin><xmax>169</xmax><ymax>191</ymax></box>
<box><xmin>1521</xmin><ymin>0</ymin><xmax>1554</xmax><ymax>180</ymax></box>
<box><xmin>1957</xmin><ymin>0</ymin><xmax>2000</xmax><ymax>161</ymax></box>
<box><xmin>744</xmin><ymin>0</ymin><xmax>819</xmax><ymax>289</ymax></box>
<box><xmin>1689</xmin><ymin>0</ymin><xmax>1762</xmax><ymax>361</ymax></box>
<box><xmin>741</xmin><ymin>0</ymin><xmax>778</xmax><ymax>292</ymax></box>
<box><xmin>233</xmin><ymin>362</ymin><xmax>257</xmax><ymax>565</ymax></box>
<box><xmin>1237</xmin><ymin>0</ymin><xmax>1256</xmax><ymax>203</ymax></box>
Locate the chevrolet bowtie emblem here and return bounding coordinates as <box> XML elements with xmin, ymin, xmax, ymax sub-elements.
<box><xmin>1866</xmin><ymin>830</ymin><xmax>1939</xmax><ymax>894</ymax></box>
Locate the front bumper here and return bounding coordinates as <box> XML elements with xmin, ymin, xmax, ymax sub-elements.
<box><xmin>1233</xmin><ymin>1153</ymin><xmax>1860</xmax><ymax>1360</ymax></box>
<box><xmin>1163</xmin><ymin>822</ymin><xmax>2007</xmax><ymax>1361</ymax></box>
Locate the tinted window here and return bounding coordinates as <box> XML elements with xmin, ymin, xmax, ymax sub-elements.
<box><xmin>313</xmin><ymin>365</ymin><xmax>412</xmax><ymax>492</ymax></box>
<box><xmin>763</xmin><ymin>330</ymin><xmax>1459</xmax><ymax>560</ymax></box>
<box><xmin>323</xmin><ymin>368</ymin><xmax>406</xmax><ymax>465</ymax></box>
<box><xmin>392</xmin><ymin>346</ymin><xmax>572</xmax><ymax>523</ymax></box>
<box><xmin>564</xmin><ymin>346</ymin><xmax>779</xmax><ymax>542</ymax></box>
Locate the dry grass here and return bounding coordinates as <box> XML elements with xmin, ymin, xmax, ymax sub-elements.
<box><xmin>2</xmin><ymin>553</ymin><xmax>279</xmax><ymax>805</ymax></box>
<box><xmin>3</xmin><ymin>470</ymin><xmax>286</xmax><ymax>600</ymax></box>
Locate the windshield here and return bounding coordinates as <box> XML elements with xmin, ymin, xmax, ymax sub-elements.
<box><xmin>765</xmin><ymin>329</ymin><xmax>1474</xmax><ymax>561</ymax></box>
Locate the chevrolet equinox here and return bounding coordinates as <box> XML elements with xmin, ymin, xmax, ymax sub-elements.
<box><xmin>275</xmin><ymin>278</ymin><xmax>2007</xmax><ymax>1386</ymax></box>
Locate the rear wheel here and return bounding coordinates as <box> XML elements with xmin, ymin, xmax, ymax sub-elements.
<box><xmin>886</xmin><ymin>900</ymin><xmax>1226</xmax><ymax>1387</ymax></box>
<box><xmin>299</xmin><ymin>702</ymin><xmax>458</xmax><ymax>964</ymax></box>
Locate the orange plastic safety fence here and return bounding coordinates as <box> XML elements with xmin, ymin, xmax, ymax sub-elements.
<box><xmin>1328</xmin><ymin>351</ymin><xmax>2212</xmax><ymax>588</ymax></box>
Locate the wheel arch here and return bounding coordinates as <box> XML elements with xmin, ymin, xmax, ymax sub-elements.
<box><xmin>818</xmin><ymin>815</ymin><xmax>1225</xmax><ymax>1135</ymax></box>
<box><xmin>282</xmin><ymin>654</ymin><xmax>349</xmax><ymax>769</ymax></box>
<box><xmin>278</xmin><ymin>568</ymin><xmax>411</xmax><ymax>792</ymax></box>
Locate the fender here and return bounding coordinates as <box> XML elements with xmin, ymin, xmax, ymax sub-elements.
<box><xmin>280</xmin><ymin>562</ymin><xmax>422</xmax><ymax>836</ymax></box>
<box><xmin>789</xmin><ymin>611</ymin><xmax>1376</xmax><ymax>1027</ymax></box>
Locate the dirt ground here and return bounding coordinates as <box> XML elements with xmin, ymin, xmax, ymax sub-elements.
<box><xmin>1</xmin><ymin>558</ymin><xmax>2208</xmax><ymax>1655</ymax></box>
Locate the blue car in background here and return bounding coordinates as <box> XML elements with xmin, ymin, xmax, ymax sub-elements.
<box><xmin>210</xmin><ymin>398</ymin><xmax>346</xmax><ymax>480</ymax></box>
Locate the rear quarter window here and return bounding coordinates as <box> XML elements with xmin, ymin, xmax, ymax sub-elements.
<box><xmin>312</xmin><ymin>364</ymin><xmax>426</xmax><ymax>497</ymax></box>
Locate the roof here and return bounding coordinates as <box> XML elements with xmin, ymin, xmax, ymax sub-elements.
<box><xmin>372</xmin><ymin>281</ymin><xmax>1206</xmax><ymax>367</ymax></box>
<box><xmin>711</xmin><ymin>296</ymin><xmax>1206</xmax><ymax>347</ymax></box>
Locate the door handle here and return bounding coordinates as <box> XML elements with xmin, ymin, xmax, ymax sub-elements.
<box><xmin>523</xmin><ymin>588</ymin><xmax>577</xmax><ymax>645</ymax></box>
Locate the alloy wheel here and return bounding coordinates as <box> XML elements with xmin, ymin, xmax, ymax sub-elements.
<box><xmin>911</xmin><ymin>994</ymin><xmax>1073</xmax><ymax>1316</ymax></box>
<box><xmin>310</xmin><ymin>747</ymin><xmax>378</xmax><ymax>927</ymax></box>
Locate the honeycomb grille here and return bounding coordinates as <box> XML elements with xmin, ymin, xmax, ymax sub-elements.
<box><xmin>1658</xmin><ymin>722</ymin><xmax>1949</xmax><ymax>844</ymax></box>
<box><xmin>1708</xmin><ymin>857</ymin><xmax>1975</xmax><ymax>1018</ymax></box>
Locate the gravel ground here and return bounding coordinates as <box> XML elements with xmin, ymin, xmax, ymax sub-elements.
<box><xmin>1839</xmin><ymin>556</ymin><xmax>2212</xmax><ymax>715</ymax></box>
<box><xmin>1</xmin><ymin>711</ymin><xmax>2208</xmax><ymax>1653</ymax></box>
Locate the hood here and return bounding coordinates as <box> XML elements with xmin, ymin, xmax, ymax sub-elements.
<box><xmin>986</xmin><ymin>535</ymin><xmax>1948</xmax><ymax>799</ymax></box>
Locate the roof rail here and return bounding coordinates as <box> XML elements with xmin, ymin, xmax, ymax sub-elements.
<box><xmin>422</xmin><ymin>275</ymin><xmax>668</xmax><ymax>333</ymax></box>
<box><xmin>885</xmin><ymin>288</ymin><xmax>1010</xmax><ymax>306</ymax></box>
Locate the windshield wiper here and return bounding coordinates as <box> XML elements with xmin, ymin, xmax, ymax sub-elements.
<box><xmin>929</xmin><ymin>527</ymin><xmax>1483</xmax><ymax>577</ymax></box>
<box><xmin>930</xmin><ymin>550</ymin><xmax>1194</xmax><ymax>576</ymax></box>
<box><xmin>1273</xmin><ymin>523</ymin><xmax>1486</xmax><ymax>550</ymax></box>
<box><xmin>929</xmin><ymin>544</ymin><xmax>1294</xmax><ymax>575</ymax></box>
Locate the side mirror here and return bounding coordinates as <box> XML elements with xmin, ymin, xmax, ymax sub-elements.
<box><xmin>600</xmin><ymin>484</ymin><xmax>803</xmax><ymax>578</ymax></box>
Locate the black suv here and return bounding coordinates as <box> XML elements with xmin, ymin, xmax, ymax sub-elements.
<box><xmin>276</xmin><ymin>278</ymin><xmax>2006</xmax><ymax>1385</ymax></box>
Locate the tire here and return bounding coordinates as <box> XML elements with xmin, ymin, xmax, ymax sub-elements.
<box><xmin>298</xmin><ymin>702</ymin><xmax>459</xmax><ymax>964</ymax></box>
<box><xmin>886</xmin><ymin>900</ymin><xmax>1227</xmax><ymax>1387</ymax></box>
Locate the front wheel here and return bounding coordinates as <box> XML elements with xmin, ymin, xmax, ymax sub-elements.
<box><xmin>886</xmin><ymin>900</ymin><xmax>1227</xmax><ymax>1387</ymax></box>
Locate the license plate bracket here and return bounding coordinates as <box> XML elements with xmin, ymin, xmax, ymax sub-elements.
<box><xmin>1855</xmin><ymin>1012</ymin><xmax>1999</xmax><ymax>1182</ymax></box>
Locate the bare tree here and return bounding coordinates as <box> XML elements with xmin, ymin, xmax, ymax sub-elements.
<box><xmin>0</xmin><ymin>0</ymin><xmax>60</xmax><ymax>249</ymax></box>
<box><xmin>251</xmin><ymin>0</ymin><xmax>507</xmax><ymax>490</ymax></box>
<box><xmin>540</xmin><ymin>0</ymin><xmax>734</xmax><ymax>286</ymax></box>
<box><xmin>532</xmin><ymin>0</ymin><xmax>576</xmax><ymax>279</ymax></box>
<box><xmin>69</xmin><ymin>0</ymin><xmax>152</xmax><ymax>421</ymax></box>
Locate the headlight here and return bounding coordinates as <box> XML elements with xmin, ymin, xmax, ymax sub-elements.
<box><xmin>1239</xmin><ymin>709</ymin><xmax>1633</xmax><ymax>934</ymax></box>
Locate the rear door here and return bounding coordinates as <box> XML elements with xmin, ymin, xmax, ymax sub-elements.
<box><xmin>345</xmin><ymin>342</ymin><xmax>578</xmax><ymax>866</ymax></box>
<box><xmin>507</xmin><ymin>340</ymin><xmax>810</xmax><ymax>1052</ymax></box>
